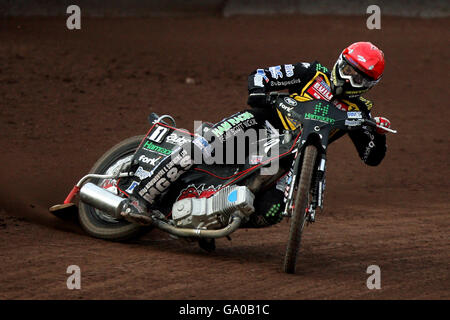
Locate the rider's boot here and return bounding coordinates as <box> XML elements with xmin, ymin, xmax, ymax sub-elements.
<box><xmin>120</xmin><ymin>195</ymin><xmax>153</xmax><ymax>225</ymax></box>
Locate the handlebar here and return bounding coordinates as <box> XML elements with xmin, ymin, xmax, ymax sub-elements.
<box><xmin>363</xmin><ymin>118</ymin><xmax>397</xmax><ymax>134</ymax></box>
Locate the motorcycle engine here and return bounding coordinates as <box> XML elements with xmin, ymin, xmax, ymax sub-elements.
<box><xmin>171</xmin><ymin>186</ymin><xmax>255</xmax><ymax>230</ymax></box>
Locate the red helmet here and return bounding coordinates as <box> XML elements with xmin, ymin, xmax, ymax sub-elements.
<box><xmin>331</xmin><ymin>42</ymin><xmax>385</xmax><ymax>97</ymax></box>
<box><xmin>343</xmin><ymin>42</ymin><xmax>385</xmax><ymax>80</ymax></box>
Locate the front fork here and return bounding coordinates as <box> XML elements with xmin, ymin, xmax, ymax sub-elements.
<box><xmin>308</xmin><ymin>154</ymin><xmax>326</xmax><ymax>222</ymax></box>
<box><xmin>282</xmin><ymin>147</ymin><xmax>327</xmax><ymax>221</ymax></box>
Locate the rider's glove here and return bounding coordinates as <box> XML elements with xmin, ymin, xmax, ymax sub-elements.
<box><xmin>247</xmin><ymin>92</ymin><xmax>269</xmax><ymax>107</ymax></box>
<box><xmin>374</xmin><ymin>116</ymin><xmax>391</xmax><ymax>134</ymax></box>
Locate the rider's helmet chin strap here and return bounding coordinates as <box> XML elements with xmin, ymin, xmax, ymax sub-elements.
<box><xmin>330</xmin><ymin>61</ymin><xmax>344</xmax><ymax>97</ymax></box>
<box><xmin>332</xmin><ymin>82</ymin><xmax>344</xmax><ymax>96</ymax></box>
<box><xmin>330</xmin><ymin>75</ymin><xmax>344</xmax><ymax>96</ymax></box>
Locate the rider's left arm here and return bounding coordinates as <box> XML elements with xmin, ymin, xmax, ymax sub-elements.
<box><xmin>348</xmin><ymin>128</ymin><xmax>387</xmax><ymax>166</ymax></box>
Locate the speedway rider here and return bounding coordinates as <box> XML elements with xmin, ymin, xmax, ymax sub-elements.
<box><xmin>120</xmin><ymin>41</ymin><xmax>392</xmax><ymax>225</ymax></box>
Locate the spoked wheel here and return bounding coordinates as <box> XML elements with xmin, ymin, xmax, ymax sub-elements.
<box><xmin>78</xmin><ymin>135</ymin><xmax>149</xmax><ymax>241</ymax></box>
<box><xmin>283</xmin><ymin>145</ymin><xmax>318</xmax><ymax>274</ymax></box>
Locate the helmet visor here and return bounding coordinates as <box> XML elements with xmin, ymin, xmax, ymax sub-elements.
<box><xmin>338</xmin><ymin>58</ymin><xmax>380</xmax><ymax>88</ymax></box>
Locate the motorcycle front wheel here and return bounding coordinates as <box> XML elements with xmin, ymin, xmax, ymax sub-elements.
<box><xmin>283</xmin><ymin>145</ymin><xmax>318</xmax><ymax>274</ymax></box>
<box><xmin>78</xmin><ymin>135</ymin><xmax>148</xmax><ymax>241</ymax></box>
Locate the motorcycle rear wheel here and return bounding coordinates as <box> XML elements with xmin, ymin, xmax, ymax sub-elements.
<box><xmin>78</xmin><ymin>135</ymin><xmax>149</xmax><ymax>241</ymax></box>
<box><xmin>283</xmin><ymin>145</ymin><xmax>318</xmax><ymax>274</ymax></box>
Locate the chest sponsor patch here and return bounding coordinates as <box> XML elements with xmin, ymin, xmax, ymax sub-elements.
<box><xmin>306</xmin><ymin>76</ymin><xmax>333</xmax><ymax>101</ymax></box>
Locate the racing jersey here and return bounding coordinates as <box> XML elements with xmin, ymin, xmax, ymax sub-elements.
<box><xmin>247</xmin><ymin>61</ymin><xmax>387</xmax><ymax>166</ymax></box>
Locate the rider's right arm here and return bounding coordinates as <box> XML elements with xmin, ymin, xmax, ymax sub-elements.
<box><xmin>247</xmin><ymin>62</ymin><xmax>313</xmax><ymax>108</ymax></box>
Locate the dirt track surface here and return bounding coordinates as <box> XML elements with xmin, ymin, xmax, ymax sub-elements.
<box><xmin>0</xmin><ymin>16</ymin><xmax>449</xmax><ymax>300</ymax></box>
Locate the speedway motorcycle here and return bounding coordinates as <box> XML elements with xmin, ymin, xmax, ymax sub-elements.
<box><xmin>50</xmin><ymin>93</ymin><xmax>396</xmax><ymax>274</ymax></box>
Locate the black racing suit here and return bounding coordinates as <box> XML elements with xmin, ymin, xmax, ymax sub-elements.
<box><xmin>246</xmin><ymin>61</ymin><xmax>387</xmax><ymax>166</ymax></box>
<box><xmin>232</xmin><ymin>60</ymin><xmax>388</xmax><ymax>227</ymax></box>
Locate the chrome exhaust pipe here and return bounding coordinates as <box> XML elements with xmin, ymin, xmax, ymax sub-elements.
<box><xmin>79</xmin><ymin>183</ymin><xmax>127</xmax><ymax>219</ymax></box>
<box><xmin>151</xmin><ymin>215</ymin><xmax>242</xmax><ymax>239</ymax></box>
